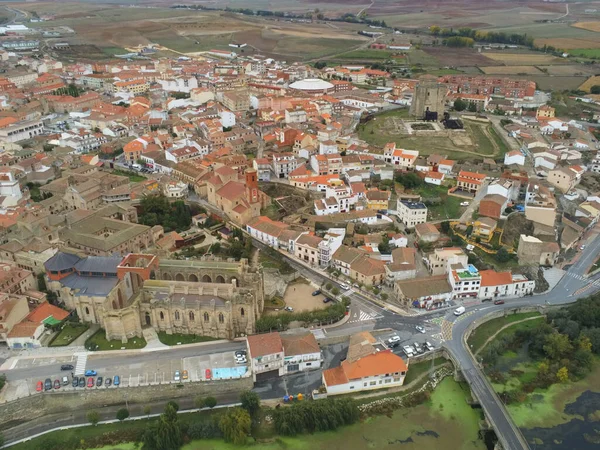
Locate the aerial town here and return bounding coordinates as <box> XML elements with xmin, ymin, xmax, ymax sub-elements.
<box><xmin>0</xmin><ymin>1</ymin><xmax>599</xmax><ymax>450</ymax></box>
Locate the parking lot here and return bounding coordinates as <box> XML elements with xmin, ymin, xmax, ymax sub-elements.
<box><xmin>380</xmin><ymin>324</ymin><xmax>443</xmax><ymax>361</ymax></box>
<box><xmin>11</xmin><ymin>349</ymin><xmax>248</xmax><ymax>401</ymax></box>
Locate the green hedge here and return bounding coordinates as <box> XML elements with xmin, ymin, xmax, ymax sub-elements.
<box><xmin>255</xmin><ymin>300</ymin><xmax>348</xmax><ymax>332</ymax></box>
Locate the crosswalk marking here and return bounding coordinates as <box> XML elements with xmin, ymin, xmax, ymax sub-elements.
<box><xmin>347</xmin><ymin>310</ymin><xmax>377</xmax><ymax>324</ymax></box>
<box><xmin>74</xmin><ymin>352</ymin><xmax>88</xmax><ymax>375</ymax></box>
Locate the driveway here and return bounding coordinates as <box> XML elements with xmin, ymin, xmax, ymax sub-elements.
<box><xmin>458</xmin><ymin>181</ymin><xmax>489</xmax><ymax>223</ymax></box>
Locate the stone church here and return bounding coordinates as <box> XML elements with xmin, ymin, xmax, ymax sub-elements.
<box><xmin>44</xmin><ymin>252</ymin><xmax>264</xmax><ymax>342</ymax></box>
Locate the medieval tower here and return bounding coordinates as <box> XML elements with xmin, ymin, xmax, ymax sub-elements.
<box><xmin>410</xmin><ymin>76</ymin><xmax>447</xmax><ymax>120</ymax></box>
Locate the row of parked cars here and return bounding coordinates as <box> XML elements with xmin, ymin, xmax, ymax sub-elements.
<box><xmin>36</xmin><ymin>369</ymin><xmax>120</xmax><ymax>392</ymax></box>
<box><xmin>387</xmin><ymin>335</ymin><xmax>435</xmax><ymax>358</ymax></box>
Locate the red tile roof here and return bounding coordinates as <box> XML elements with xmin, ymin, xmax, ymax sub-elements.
<box><xmin>247</xmin><ymin>332</ymin><xmax>283</xmax><ymax>358</ymax></box>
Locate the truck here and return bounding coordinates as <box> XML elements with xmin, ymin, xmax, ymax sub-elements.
<box><xmin>454</xmin><ymin>306</ymin><xmax>466</xmax><ymax>316</ymax></box>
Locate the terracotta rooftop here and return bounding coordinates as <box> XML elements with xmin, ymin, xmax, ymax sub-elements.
<box><xmin>247</xmin><ymin>332</ymin><xmax>283</xmax><ymax>358</ymax></box>
<box><xmin>281</xmin><ymin>332</ymin><xmax>320</xmax><ymax>356</ymax></box>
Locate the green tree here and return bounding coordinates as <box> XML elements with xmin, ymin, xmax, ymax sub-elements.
<box><xmin>454</xmin><ymin>99</ymin><xmax>467</xmax><ymax>111</ymax></box>
<box><xmin>543</xmin><ymin>333</ymin><xmax>573</xmax><ymax>360</ymax></box>
<box><xmin>166</xmin><ymin>400</ymin><xmax>179</xmax><ymax>412</ymax></box>
<box><xmin>465</xmin><ymin>224</ymin><xmax>473</xmax><ymax>236</ymax></box>
<box><xmin>332</xmin><ymin>287</ymin><xmax>340</xmax><ymax>296</ymax></box>
<box><xmin>194</xmin><ymin>396</ymin><xmax>205</xmax><ymax>409</ymax></box>
<box><xmin>325</xmin><ymin>282</ymin><xmax>333</xmax><ymax>290</ymax></box>
<box><xmin>116</xmin><ymin>408</ymin><xmax>129</xmax><ymax>421</ymax></box>
<box><xmin>219</xmin><ymin>407</ymin><xmax>251</xmax><ymax>445</ymax></box>
<box><xmin>314</xmin><ymin>61</ymin><xmax>327</xmax><ymax>69</ymax></box>
<box><xmin>556</xmin><ymin>366</ymin><xmax>569</xmax><ymax>383</ymax></box>
<box><xmin>240</xmin><ymin>390</ymin><xmax>261</xmax><ymax>417</ymax></box>
<box><xmin>591</xmin><ymin>85</ymin><xmax>600</xmax><ymax>95</ymax></box>
<box><xmin>142</xmin><ymin>404</ymin><xmax>183</xmax><ymax>450</ymax></box>
<box><xmin>378</xmin><ymin>234</ymin><xmax>392</xmax><ymax>254</ymax></box>
<box><xmin>440</xmin><ymin>221</ymin><xmax>450</xmax><ymax>234</ymax></box>
<box><xmin>204</xmin><ymin>396</ymin><xmax>217</xmax><ymax>408</ymax></box>
<box><xmin>430</xmin><ymin>25</ymin><xmax>441</xmax><ymax>35</ymax></box>
<box><xmin>396</xmin><ymin>172</ymin><xmax>423</xmax><ymax>189</ymax></box>
<box><xmin>87</xmin><ymin>410</ymin><xmax>100</xmax><ymax>426</ymax></box>
<box><xmin>143</xmin><ymin>405</ymin><xmax>152</xmax><ymax>417</ymax></box>
<box><xmin>468</xmin><ymin>102</ymin><xmax>478</xmax><ymax>112</ymax></box>
<box><xmin>495</xmin><ymin>247</ymin><xmax>510</xmax><ymax>263</ymax></box>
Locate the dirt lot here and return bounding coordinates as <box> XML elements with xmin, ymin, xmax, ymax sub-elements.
<box><xmin>501</xmin><ymin>213</ymin><xmax>534</xmax><ymax>247</ymax></box>
<box><xmin>283</xmin><ymin>282</ymin><xmax>328</xmax><ymax>312</ymax></box>
<box><xmin>480</xmin><ymin>65</ymin><xmax>543</xmax><ymax>75</ymax></box>
<box><xmin>482</xmin><ymin>52</ymin><xmax>563</xmax><ymax>65</ymax></box>
<box><xmin>421</xmin><ymin>47</ymin><xmax>500</xmax><ymax>67</ymax></box>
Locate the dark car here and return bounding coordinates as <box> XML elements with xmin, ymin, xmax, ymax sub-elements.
<box><xmin>323</xmin><ymin>297</ymin><xmax>332</xmax><ymax>303</ymax></box>
<box><xmin>105</xmin><ymin>377</ymin><xmax>112</xmax><ymax>387</ymax></box>
<box><xmin>481</xmin><ymin>298</ymin><xmax>493</xmax><ymax>303</ymax></box>
<box><xmin>60</xmin><ymin>364</ymin><xmax>74</xmax><ymax>371</ymax></box>
<box><xmin>72</xmin><ymin>377</ymin><xmax>79</xmax><ymax>388</ymax></box>
<box><xmin>78</xmin><ymin>376</ymin><xmax>85</xmax><ymax>387</ymax></box>
<box><xmin>96</xmin><ymin>376</ymin><xmax>103</xmax><ymax>387</ymax></box>
<box><xmin>312</xmin><ymin>290</ymin><xmax>321</xmax><ymax>296</ymax></box>
<box><xmin>44</xmin><ymin>378</ymin><xmax>52</xmax><ymax>391</ymax></box>
<box><xmin>53</xmin><ymin>379</ymin><xmax>61</xmax><ymax>390</ymax></box>
<box><xmin>494</xmin><ymin>299</ymin><xmax>505</xmax><ymax>305</ymax></box>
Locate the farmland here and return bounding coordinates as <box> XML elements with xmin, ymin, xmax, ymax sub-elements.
<box><xmin>572</xmin><ymin>22</ymin><xmax>600</xmax><ymax>33</ymax></box>
<box><xmin>569</xmin><ymin>48</ymin><xmax>600</xmax><ymax>59</ymax></box>
<box><xmin>480</xmin><ymin>65</ymin><xmax>542</xmax><ymax>75</ymax></box>
<box><xmin>579</xmin><ymin>76</ymin><xmax>600</xmax><ymax>93</ymax></box>
<box><xmin>482</xmin><ymin>52</ymin><xmax>563</xmax><ymax>65</ymax></box>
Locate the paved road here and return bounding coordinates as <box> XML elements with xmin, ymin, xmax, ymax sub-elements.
<box><xmin>444</xmin><ymin>232</ymin><xmax>600</xmax><ymax>450</ymax></box>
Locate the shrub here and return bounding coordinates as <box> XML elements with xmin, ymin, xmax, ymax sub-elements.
<box><xmin>204</xmin><ymin>396</ymin><xmax>217</xmax><ymax>408</ymax></box>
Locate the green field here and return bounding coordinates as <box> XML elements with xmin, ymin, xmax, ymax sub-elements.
<box><xmin>49</xmin><ymin>323</ymin><xmax>90</xmax><ymax>347</ymax></box>
<box><xmin>112</xmin><ymin>169</ymin><xmax>146</xmax><ymax>182</ymax></box>
<box><xmin>468</xmin><ymin>312</ymin><xmax>543</xmax><ymax>355</ymax></box>
<box><xmin>416</xmin><ymin>184</ymin><xmax>463</xmax><ymax>221</ymax></box>
<box><xmin>404</xmin><ymin>357</ymin><xmax>448</xmax><ymax>385</ymax></box>
<box><xmin>85</xmin><ymin>330</ymin><xmax>146</xmax><ymax>351</ymax></box>
<box><xmin>336</xmin><ymin>49</ymin><xmax>392</xmax><ymax>60</ymax></box>
<box><xmin>157</xmin><ymin>332</ymin><xmax>219</xmax><ymax>346</ymax></box>
<box><xmin>570</xmin><ymin>48</ymin><xmax>600</xmax><ymax>59</ymax></box>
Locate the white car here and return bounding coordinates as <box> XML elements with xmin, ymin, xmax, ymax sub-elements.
<box><xmin>402</xmin><ymin>345</ymin><xmax>414</xmax><ymax>357</ymax></box>
<box><xmin>174</xmin><ymin>370</ymin><xmax>181</xmax><ymax>382</ymax></box>
<box><xmin>284</xmin><ymin>306</ymin><xmax>293</xmax><ymax>312</ymax></box>
<box><xmin>235</xmin><ymin>355</ymin><xmax>247</xmax><ymax>365</ymax></box>
<box><xmin>388</xmin><ymin>335</ymin><xmax>401</xmax><ymax>345</ymax></box>
<box><xmin>339</xmin><ymin>283</ymin><xmax>350</xmax><ymax>290</ymax></box>
<box><xmin>460</xmin><ymin>201</ymin><xmax>470</xmax><ymax>206</ymax></box>
<box><xmin>415</xmin><ymin>325</ymin><xmax>426</xmax><ymax>334</ymax></box>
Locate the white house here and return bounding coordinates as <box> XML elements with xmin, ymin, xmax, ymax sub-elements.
<box><xmin>478</xmin><ymin>270</ymin><xmax>535</xmax><ymax>300</ymax></box>
<box><xmin>246</xmin><ymin>332</ymin><xmax>284</xmax><ymax>381</ymax></box>
<box><xmin>281</xmin><ymin>332</ymin><xmax>322</xmax><ymax>374</ymax></box>
<box><xmin>424</xmin><ymin>171</ymin><xmax>444</xmax><ymax>185</ymax></box>
<box><xmin>504</xmin><ymin>150</ymin><xmax>525</xmax><ymax>166</ymax></box>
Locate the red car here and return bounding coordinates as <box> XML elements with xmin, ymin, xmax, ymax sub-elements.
<box><xmin>205</xmin><ymin>369</ymin><xmax>212</xmax><ymax>380</ymax></box>
<box><xmin>36</xmin><ymin>381</ymin><xmax>43</xmax><ymax>392</ymax></box>
<box><xmin>87</xmin><ymin>377</ymin><xmax>95</xmax><ymax>388</ymax></box>
<box><xmin>494</xmin><ymin>299</ymin><xmax>505</xmax><ymax>305</ymax></box>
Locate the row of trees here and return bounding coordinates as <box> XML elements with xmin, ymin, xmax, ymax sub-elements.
<box><xmin>272</xmin><ymin>397</ymin><xmax>360</xmax><ymax>436</ymax></box>
<box><xmin>429</xmin><ymin>26</ymin><xmax>535</xmax><ymax>48</ymax></box>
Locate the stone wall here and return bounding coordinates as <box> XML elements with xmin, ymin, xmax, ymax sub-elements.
<box><xmin>0</xmin><ymin>377</ymin><xmax>252</xmax><ymax>430</ymax></box>
<box><xmin>263</xmin><ymin>269</ymin><xmax>298</xmax><ymax>299</ymax></box>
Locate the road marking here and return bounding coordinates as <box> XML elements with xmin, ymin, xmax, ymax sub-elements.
<box><xmin>441</xmin><ymin>319</ymin><xmax>453</xmax><ymax>342</ymax></box>
<box><xmin>346</xmin><ymin>310</ymin><xmax>377</xmax><ymax>324</ymax></box>
<box><xmin>74</xmin><ymin>352</ymin><xmax>88</xmax><ymax>375</ymax></box>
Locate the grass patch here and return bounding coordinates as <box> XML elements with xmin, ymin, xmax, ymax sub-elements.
<box><xmin>112</xmin><ymin>169</ymin><xmax>146</xmax><ymax>182</ymax></box>
<box><xmin>85</xmin><ymin>329</ymin><xmax>146</xmax><ymax>351</ymax></box>
<box><xmin>415</xmin><ymin>184</ymin><xmax>462</xmax><ymax>221</ymax></box>
<box><xmin>569</xmin><ymin>48</ymin><xmax>600</xmax><ymax>59</ymax></box>
<box><xmin>464</xmin><ymin>122</ymin><xmax>495</xmax><ymax>156</ymax></box>
<box><xmin>101</xmin><ymin>46</ymin><xmax>128</xmax><ymax>56</ymax></box>
<box><xmin>337</xmin><ymin>49</ymin><xmax>392</xmax><ymax>60</ymax></box>
<box><xmin>468</xmin><ymin>312</ymin><xmax>543</xmax><ymax>355</ymax></box>
<box><xmin>487</xmin><ymin>124</ymin><xmax>510</xmax><ymax>157</ymax></box>
<box><xmin>157</xmin><ymin>332</ymin><xmax>220</xmax><ymax>346</ymax></box>
<box><xmin>49</xmin><ymin>323</ymin><xmax>90</xmax><ymax>347</ymax></box>
<box><xmin>259</xmin><ymin>250</ymin><xmax>296</xmax><ymax>275</ymax></box>
<box><xmin>404</xmin><ymin>357</ymin><xmax>448</xmax><ymax>385</ymax></box>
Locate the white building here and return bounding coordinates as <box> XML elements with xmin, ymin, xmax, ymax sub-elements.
<box><xmin>281</xmin><ymin>333</ymin><xmax>322</xmax><ymax>374</ymax></box>
<box><xmin>449</xmin><ymin>264</ymin><xmax>481</xmax><ymax>300</ymax></box>
<box><xmin>0</xmin><ymin>118</ymin><xmax>44</xmax><ymax>143</ymax></box>
<box><xmin>396</xmin><ymin>200</ymin><xmax>427</xmax><ymax>227</ymax></box>
<box><xmin>479</xmin><ymin>270</ymin><xmax>535</xmax><ymax>299</ymax></box>
<box><xmin>157</xmin><ymin>76</ymin><xmax>198</xmax><ymax>93</ymax></box>
<box><xmin>0</xmin><ymin>169</ymin><xmax>23</xmax><ymax>206</ymax></box>
<box><xmin>162</xmin><ymin>180</ymin><xmax>188</xmax><ymax>198</ymax></box>
<box><xmin>504</xmin><ymin>150</ymin><xmax>525</xmax><ymax>166</ymax></box>
<box><xmin>272</xmin><ymin>153</ymin><xmax>298</xmax><ymax>179</ymax></box>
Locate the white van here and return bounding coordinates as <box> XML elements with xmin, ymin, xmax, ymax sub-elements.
<box><xmin>454</xmin><ymin>306</ymin><xmax>466</xmax><ymax>316</ymax></box>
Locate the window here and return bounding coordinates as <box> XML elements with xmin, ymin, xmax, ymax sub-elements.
<box><xmin>175</xmin><ymin>311</ymin><xmax>180</xmax><ymax>321</ymax></box>
<box><xmin>160</xmin><ymin>311</ymin><xmax>164</xmax><ymax>320</ymax></box>
<box><xmin>204</xmin><ymin>312</ymin><xmax>209</xmax><ymax>322</ymax></box>
<box><xmin>219</xmin><ymin>313</ymin><xmax>224</xmax><ymax>323</ymax></box>
<box><xmin>240</xmin><ymin>307</ymin><xmax>245</xmax><ymax>317</ymax></box>
<box><xmin>85</xmin><ymin>307</ymin><xmax>90</xmax><ymax>315</ymax></box>
<box><xmin>369</xmin><ymin>381</ymin><xmax>376</xmax><ymax>386</ymax></box>
<box><xmin>394</xmin><ymin>377</ymin><xmax>401</xmax><ymax>382</ymax></box>
<box><xmin>189</xmin><ymin>311</ymin><xmax>195</xmax><ymax>321</ymax></box>
<box><xmin>385</xmin><ymin>379</ymin><xmax>392</xmax><ymax>384</ymax></box>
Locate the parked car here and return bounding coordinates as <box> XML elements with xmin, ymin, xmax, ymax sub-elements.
<box><xmin>96</xmin><ymin>376</ymin><xmax>103</xmax><ymax>387</ymax></box>
<box><xmin>72</xmin><ymin>377</ymin><xmax>79</xmax><ymax>388</ymax></box>
<box><xmin>402</xmin><ymin>345</ymin><xmax>414</xmax><ymax>357</ymax></box>
<box><xmin>62</xmin><ymin>376</ymin><xmax>69</xmax><ymax>386</ymax></box>
<box><xmin>44</xmin><ymin>378</ymin><xmax>52</xmax><ymax>391</ymax></box>
<box><xmin>174</xmin><ymin>370</ymin><xmax>181</xmax><ymax>382</ymax></box>
<box><xmin>413</xmin><ymin>342</ymin><xmax>423</xmax><ymax>354</ymax></box>
<box><xmin>235</xmin><ymin>355</ymin><xmax>248</xmax><ymax>364</ymax></box>
<box><xmin>425</xmin><ymin>342</ymin><xmax>434</xmax><ymax>352</ymax></box>
<box><xmin>312</xmin><ymin>290</ymin><xmax>321</xmax><ymax>296</ymax></box>
<box><xmin>113</xmin><ymin>375</ymin><xmax>120</xmax><ymax>386</ymax></box>
<box><xmin>389</xmin><ymin>340</ymin><xmax>400</xmax><ymax>348</ymax></box>
<box><xmin>460</xmin><ymin>201</ymin><xmax>469</xmax><ymax>206</ymax></box>
<box><xmin>580</xmin><ymin>245</ymin><xmax>586</xmax><ymax>251</ymax></box>
<box><xmin>454</xmin><ymin>306</ymin><xmax>466</xmax><ymax>316</ymax></box>
<box><xmin>388</xmin><ymin>335</ymin><xmax>401</xmax><ymax>345</ymax></box>
<box><xmin>234</xmin><ymin>350</ymin><xmax>246</xmax><ymax>358</ymax></box>
<box><xmin>284</xmin><ymin>306</ymin><xmax>293</xmax><ymax>312</ymax></box>
<box><xmin>323</xmin><ymin>297</ymin><xmax>332</xmax><ymax>303</ymax></box>
<box><xmin>415</xmin><ymin>325</ymin><xmax>425</xmax><ymax>334</ymax></box>
<box><xmin>60</xmin><ymin>364</ymin><xmax>74</xmax><ymax>371</ymax></box>
<box><xmin>87</xmin><ymin>377</ymin><xmax>94</xmax><ymax>388</ymax></box>
<box><xmin>85</xmin><ymin>370</ymin><xmax>97</xmax><ymax>377</ymax></box>
<box><xmin>494</xmin><ymin>299</ymin><xmax>505</xmax><ymax>305</ymax></box>
<box><xmin>36</xmin><ymin>381</ymin><xmax>43</xmax><ymax>392</ymax></box>
<box><xmin>482</xmin><ymin>298</ymin><xmax>493</xmax><ymax>302</ymax></box>
<box><xmin>105</xmin><ymin>377</ymin><xmax>112</xmax><ymax>387</ymax></box>
<box><xmin>339</xmin><ymin>283</ymin><xmax>350</xmax><ymax>290</ymax></box>
<box><xmin>78</xmin><ymin>377</ymin><xmax>85</xmax><ymax>388</ymax></box>
<box><xmin>182</xmin><ymin>370</ymin><xmax>188</xmax><ymax>380</ymax></box>
<box><xmin>53</xmin><ymin>379</ymin><xmax>61</xmax><ymax>390</ymax></box>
